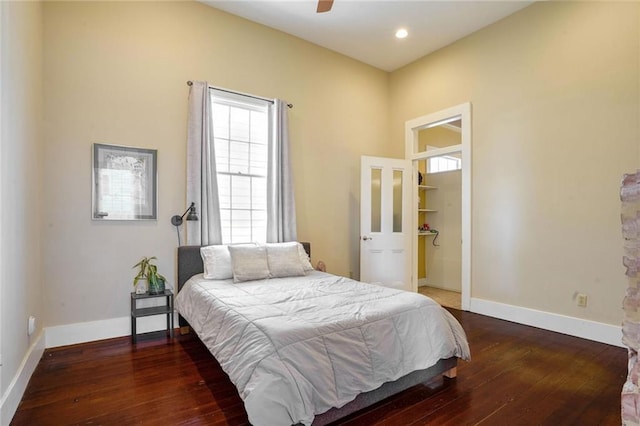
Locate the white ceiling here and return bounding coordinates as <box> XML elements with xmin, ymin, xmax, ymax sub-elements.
<box><xmin>201</xmin><ymin>0</ymin><xmax>533</xmax><ymax>72</ymax></box>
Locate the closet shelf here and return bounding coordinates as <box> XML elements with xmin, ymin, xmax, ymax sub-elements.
<box><xmin>418</xmin><ymin>232</ymin><xmax>438</xmax><ymax>236</ymax></box>
<box><xmin>418</xmin><ymin>185</ymin><xmax>437</xmax><ymax>190</ymax></box>
<box><xmin>418</xmin><ymin>209</ymin><xmax>437</xmax><ymax>213</ymax></box>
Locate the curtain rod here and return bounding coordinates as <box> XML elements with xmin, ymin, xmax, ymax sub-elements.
<box><xmin>187</xmin><ymin>81</ymin><xmax>293</xmax><ymax>109</ymax></box>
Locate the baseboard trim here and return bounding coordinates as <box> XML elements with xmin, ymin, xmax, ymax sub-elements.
<box><xmin>1</xmin><ymin>331</ymin><xmax>45</xmax><ymax>425</ymax></box>
<box><xmin>469</xmin><ymin>297</ymin><xmax>623</xmax><ymax>348</ymax></box>
<box><xmin>45</xmin><ymin>313</ymin><xmax>178</xmax><ymax>348</ymax></box>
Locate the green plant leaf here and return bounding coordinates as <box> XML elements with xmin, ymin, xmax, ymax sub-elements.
<box><xmin>132</xmin><ymin>256</ymin><xmax>163</xmax><ymax>288</ymax></box>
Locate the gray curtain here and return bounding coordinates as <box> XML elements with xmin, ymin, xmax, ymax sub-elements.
<box><xmin>186</xmin><ymin>81</ymin><xmax>222</xmax><ymax>246</ymax></box>
<box><xmin>267</xmin><ymin>99</ymin><xmax>297</xmax><ymax>242</ymax></box>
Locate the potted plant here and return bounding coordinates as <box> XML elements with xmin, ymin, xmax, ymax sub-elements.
<box><xmin>133</xmin><ymin>256</ymin><xmax>166</xmax><ymax>295</ymax></box>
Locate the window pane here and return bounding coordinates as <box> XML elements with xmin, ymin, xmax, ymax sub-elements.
<box><xmin>214</xmin><ymin>138</ymin><xmax>229</xmax><ymax>173</ymax></box>
<box><xmin>427</xmin><ymin>154</ymin><xmax>462</xmax><ymax>174</ymax></box>
<box><xmin>229</xmin><ymin>141</ymin><xmax>249</xmax><ymax>174</ymax></box>
<box><xmin>230</xmin><ymin>107</ymin><xmax>250</xmax><ymax>142</ymax></box>
<box><xmin>250</xmin><ymin>143</ymin><xmax>268</xmax><ymax>176</ymax></box>
<box><xmin>251</xmin><ymin>110</ymin><xmax>268</xmax><ymax>144</ymax></box>
<box><xmin>232</xmin><ymin>210</ymin><xmax>251</xmax><ymax>242</ymax></box>
<box><xmin>212</xmin><ymin>103</ymin><xmax>229</xmax><ymax>139</ymax></box>
<box><xmin>393</xmin><ymin>170</ymin><xmax>403</xmax><ymax>233</ymax></box>
<box><xmin>371</xmin><ymin>168</ymin><xmax>381</xmax><ymax>233</ymax></box>
<box><xmin>252</xmin><ymin>177</ymin><xmax>267</xmax><ymax>210</ymax></box>
<box><xmin>220</xmin><ymin>209</ymin><xmax>231</xmax><ymax>244</ymax></box>
<box><xmin>231</xmin><ymin>175</ymin><xmax>251</xmax><ymax>209</ymax></box>
<box><xmin>252</xmin><ymin>210</ymin><xmax>267</xmax><ymax>244</ymax></box>
<box><xmin>217</xmin><ymin>174</ymin><xmax>231</xmax><ymax>209</ymax></box>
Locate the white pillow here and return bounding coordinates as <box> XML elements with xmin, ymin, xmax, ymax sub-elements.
<box><xmin>228</xmin><ymin>245</ymin><xmax>270</xmax><ymax>283</ymax></box>
<box><xmin>297</xmin><ymin>243</ymin><xmax>314</xmax><ymax>271</ymax></box>
<box><xmin>200</xmin><ymin>243</ymin><xmax>256</xmax><ymax>280</ymax></box>
<box><xmin>266</xmin><ymin>243</ymin><xmax>306</xmax><ymax>278</ymax></box>
<box><xmin>200</xmin><ymin>245</ymin><xmax>233</xmax><ymax>280</ymax></box>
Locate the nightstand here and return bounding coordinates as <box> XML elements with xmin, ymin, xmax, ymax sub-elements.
<box><xmin>130</xmin><ymin>290</ymin><xmax>174</xmax><ymax>344</ymax></box>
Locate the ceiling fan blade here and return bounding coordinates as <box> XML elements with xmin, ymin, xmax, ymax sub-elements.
<box><xmin>317</xmin><ymin>0</ymin><xmax>333</xmax><ymax>13</ymax></box>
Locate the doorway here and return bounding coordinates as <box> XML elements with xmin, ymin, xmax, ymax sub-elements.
<box><xmin>405</xmin><ymin>103</ymin><xmax>471</xmax><ymax>311</ymax></box>
<box><xmin>416</xmin><ymin>127</ymin><xmax>462</xmax><ymax>309</ymax></box>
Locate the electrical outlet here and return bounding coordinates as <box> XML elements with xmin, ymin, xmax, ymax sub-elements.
<box><xmin>577</xmin><ymin>293</ymin><xmax>587</xmax><ymax>308</ymax></box>
<box><xmin>28</xmin><ymin>316</ymin><xmax>36</xmax><ymax>336</ymax></box>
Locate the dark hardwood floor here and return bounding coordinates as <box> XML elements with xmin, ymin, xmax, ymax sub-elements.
<box><xmin>11</xmin><ymin>309</ymin><xmax>627</xmax><ymax>425</ymax></box>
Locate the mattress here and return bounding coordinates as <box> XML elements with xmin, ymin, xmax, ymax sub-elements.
<box><xmin>175</xmin><ymin>270</ymin><xmax>470</xmax><ymax>426</ymax></box>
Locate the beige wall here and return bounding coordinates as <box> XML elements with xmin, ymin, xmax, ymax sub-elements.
<box><xmin>1</xmin><ymin>0</ymin><xmax>44</xmax><ymax>413</ymax></box>
<box><xmin>391</xmin><ymin>1</ymin><xmax>639</xmax><ymax>325</ymax></box>
<box><xmin>42</xmin><ymin>1</ymin><xmax>390</xmax><ymax>327</ymax></box>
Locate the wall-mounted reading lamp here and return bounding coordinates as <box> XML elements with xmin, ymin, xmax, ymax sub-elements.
<box><xmin>171</xmin><ymin>202</ymin><xmax>198</xmax><ymax>245</ymax></box>
<box><xmin>171</xmin><ymin>202</ymin><xmax>198</xmax><ymax>226</ymax></box>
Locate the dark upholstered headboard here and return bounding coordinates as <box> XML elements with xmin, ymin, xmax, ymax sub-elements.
<box><xmin>177</xmin><ymin>246</ymin><xmax>204</xmax><ymax>293</ymax></box>
<box><xmin>177</xmin><ymin>242</ymin><xmax>311</xmax><ymax>292</ymax></box>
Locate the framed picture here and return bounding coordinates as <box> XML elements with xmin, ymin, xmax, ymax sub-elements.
<box><xmin>92</xmin><ymin>143</ymin><xmax>158</xmax><ymax>220</ymax></box>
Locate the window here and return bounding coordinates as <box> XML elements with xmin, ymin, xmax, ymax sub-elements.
<box><xmin>210</xmin><ymin>90</ymin><xmax>271</xmax><ymax>244</ymax></box>
<box><xmin>427</xmin><ymin>154</ymin><xmax>461</xmax><ymax>174</ymax></box>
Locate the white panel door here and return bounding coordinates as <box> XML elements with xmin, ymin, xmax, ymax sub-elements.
<box><xmin>360</xmin><ymin>156</ymin><xmax>412</xmax><ymax>290</ymax></box>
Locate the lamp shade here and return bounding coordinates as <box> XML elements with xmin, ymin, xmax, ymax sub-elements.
<box><xmin>186</xmin><ymin>205</ymin><xmax>198</xmax><ymax>221</ymax></box>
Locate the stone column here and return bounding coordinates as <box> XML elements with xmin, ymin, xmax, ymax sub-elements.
<box><xmin>621</xmin><ymin>171</ymin><xmax>640</xmax><ymax>425</ymax></box>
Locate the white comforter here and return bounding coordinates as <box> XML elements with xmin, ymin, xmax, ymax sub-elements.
<box><xmin>175</xmin><ymin>271</ymin><xmax>470</xmax><ymax>426</ymax></box>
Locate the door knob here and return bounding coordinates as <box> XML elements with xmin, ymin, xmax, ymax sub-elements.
<box><xmin>362</xmin><ymin>236</ymin><xmax>373</xmax><ymax>241</ymax></box>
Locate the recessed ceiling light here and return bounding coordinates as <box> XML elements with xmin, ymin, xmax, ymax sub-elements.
<box><xmin>395</xmin><ymin>28</ymin><xmax>408</xmax><ymax>39</ymax></box>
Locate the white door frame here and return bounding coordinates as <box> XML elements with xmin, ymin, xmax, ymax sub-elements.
<box><xmin>405</xmin><ymin>103</ymin><xmax>471</xmax><ymax>310</ymax></box>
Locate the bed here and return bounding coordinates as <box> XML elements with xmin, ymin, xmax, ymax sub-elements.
<box><xmin>175</xmin><ymin>242</ymin><xmax>470</xmax><ymax>426</ymax></box>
